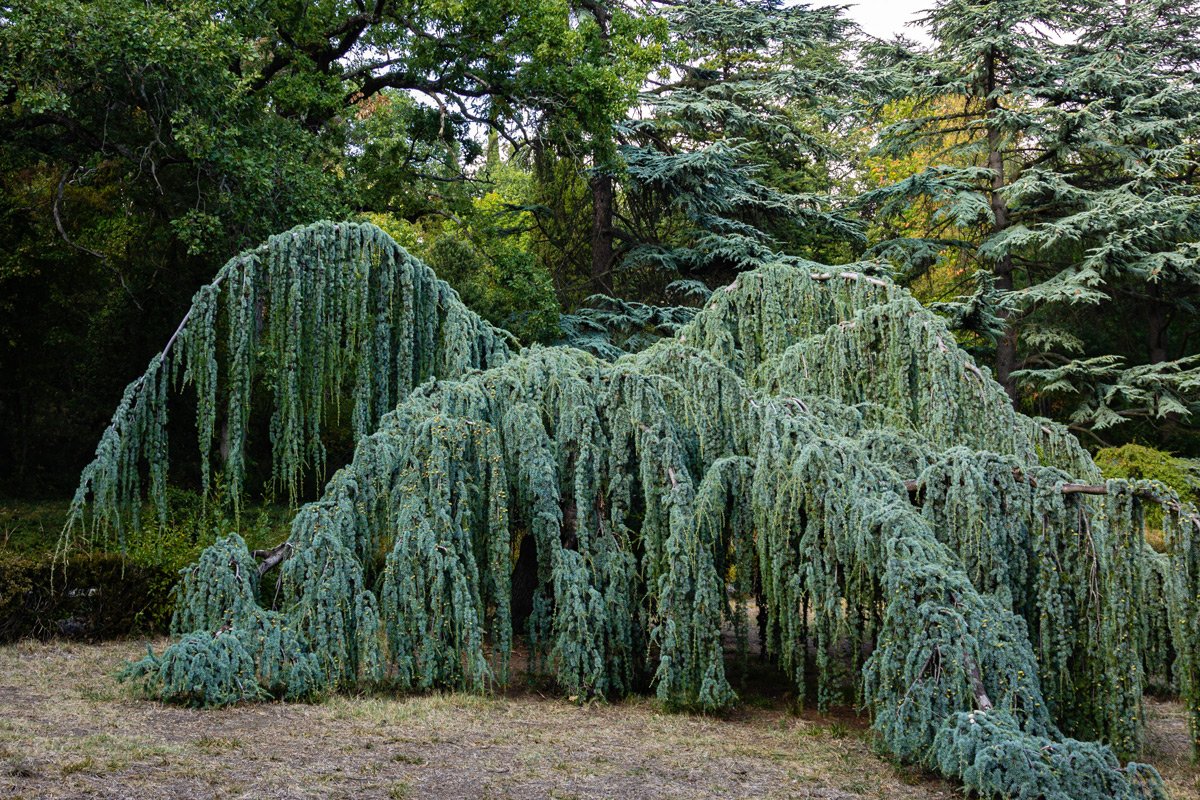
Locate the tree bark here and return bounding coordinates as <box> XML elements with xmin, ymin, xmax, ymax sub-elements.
<box><xmin>964</xmin><ymin>648</ymin><xmax>994</xmax><ymax>711</ymax></box>
<box><xmin>590</xmin><ymin>171</ymin><xmax>615</xmax><ymax>296</ymax></box>
<box><xmin>254</xmin><ymin>541</ymin><xmax>293</xmax><ymax>576</ymax></box>
<box><xmin>985</xmin><ymin>46</ymin><xmax>1018</xmax><ymax>401</ymax></box>
<box><xmin>583</xmin><ymin>0</ymin><xmax>616</xmax><ymax>297</ymax></box>
<box><xmin>510</xmin><ymin>532</ymin><xmax>539</xmax><ymax>630</ymax></box>
<box><xmin>1147</xmin><ymin>285</ymin><xmax>1169</xmax><ymax>364</ymax></box>
<box><xmin>903</xmin><ymin>469</ymin><xmax>1200</xmax><ymax>530</ymax></box>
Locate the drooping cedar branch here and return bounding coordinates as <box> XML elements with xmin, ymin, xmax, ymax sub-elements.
<box><xmin>904</xmin><ymin>470</ymin><xmax>1200</xmax><ymax>530</ymax></box>
<box><xmin>61</xmin><ymin>220</ymin><xmax>511</xmax><ymax>553</ymax></box>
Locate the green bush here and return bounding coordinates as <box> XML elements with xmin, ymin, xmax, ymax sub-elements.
<box><xmin>1094</xmin><ymin>443</ymin><xmax>1200</xmax><ymax>502</ymax></box>
<box><xmin>0</xmin><ymin>501</ymin><xmax>71</xmax><ymax>556</ymax></box>
<box><xmin>425</xmin><ymin>230</ymin><xmax>561</xmax><ymax>345</ymax></box>
<box><xmin>0</xmin><ymin>551</ymin><xmax>34</xmax><ymax>620</ymax></box>
<box><xmin>1094</xmin><ymin>443</ymin><xmax>1200</xmax><ymax>552</ymax></box>
<box><xmin>0</xmin><ymin>488</ymin><xmax>292</xmax><ymax>643</ymax></box>
<box><xmin>0</xmin><ymin>550</ymin><xmax>177</xmax><ymax>642</ymax></box>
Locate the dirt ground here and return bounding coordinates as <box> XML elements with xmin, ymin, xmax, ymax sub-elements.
<box><xmin>0</xmin><ymin>639</ymin><xmax>1196</xmax><ymax>800</ymax></box>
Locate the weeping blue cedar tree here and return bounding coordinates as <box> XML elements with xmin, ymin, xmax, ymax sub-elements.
<box><xmin>68</xmin><ymin>222</ymin><xmax>1200</xmax><ymax>800</ymax></box>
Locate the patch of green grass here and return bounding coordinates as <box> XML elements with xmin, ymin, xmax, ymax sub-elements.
<box><xmin>390</xmin><ymin>752</ymin><xmax>424</xmax><ymax>765</ymax></box>
<box><xmin>827</xmin><ymin>720</ymin><xmax>851</xmax><ymax>739</ymax></box>
<box><xmin>79</xmin><ymin>685</ymin><xmax>118</xmax><ymax>702</ymax></box>
<box><xmin>60</xmin><ymin>756</ymin><xmax>97</xmax><ymax>775</ymax></box>
<box><xmin>0</xmin><ymin>494</ymin><xmax>292</xmax><ymax>563</ymax></box>
<box><xmin>193</xmin><ymin>736</ymin><xmax>242</xmax><ymax>754</ymax></box>
<box><xmin>0</xmin><ymin>500</ymin><xmax>70</xmax><ymax>556</ymax></box>
<box><xmin>801</xmin><ymin>720</ymin><xmax>852</xmax><ymax>739</ymax></box>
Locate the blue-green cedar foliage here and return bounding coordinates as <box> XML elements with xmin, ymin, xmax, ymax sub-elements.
<box><xmin>62</xmin><ymin>221</ymin><xmax>511</xmax><ymax>552</ymax></box>
<box><xmin>76</xmin><ymin>223</ymin><xmax>1200</xmax><ymax>800</ymax></box>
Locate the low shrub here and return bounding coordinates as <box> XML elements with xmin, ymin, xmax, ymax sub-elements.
<box><xmin>1095</xmin><ymin>444</ymin><xmax>1200</xmax><ymax>552</ymax></box>
<box><xmin>0</xmin><ymin>486</ymin><xmax>293</xmax><ymax>643</ymax></box>
<box><xmin>1094</xmin><ymin>443</ymin><xmax>1200</xmax><ymax>502</ymax></box>
<box><xmin>0</xmin><ymin>550</ymin><xmax>177</xmax><ymax>642</ymax></box>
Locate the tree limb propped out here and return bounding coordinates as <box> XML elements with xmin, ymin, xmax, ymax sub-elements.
<box><xmin>903</xmin><ymin>468</ymin><xmax>1200</xmax><ymax>530</ymax></box>
<box><xmin>253</xmin><ymin>542</ymin><xmax>293</xmax><ymax>576</ymax></box>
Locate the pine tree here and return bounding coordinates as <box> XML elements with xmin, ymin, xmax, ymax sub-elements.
<box><xmin>861</xmin><ymin>0</ymin><xmax>1200</xmax><ymax>442</ymax></box>
<box><xmin>513</xmin><ymin>0</ymin><xmax>668</xmax><ymax>299</ymax></box>
<box><xmin>67</xmin><ymin>221</ymin><xmax>1200</xmax><ymax>800</ymax></box>
<box><xmin>617</xmin><ymin>0</ymin><xmax>864</xmax><ymax>289</ymax></box>
<box><xmin>859</xmin><ymin>0</ymin><xmax>1078</xmax><ymax>398</ymax></box>
<box><xmin>1004</xmin><ymin>0</ymin><xmax>1200</xmax><ymax>437</ymax></box>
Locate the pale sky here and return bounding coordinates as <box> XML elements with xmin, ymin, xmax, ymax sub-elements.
<box><xmin>813</xmin><ymin>0</ymin><xmax>932</xmax><ymax>42</ymax></box>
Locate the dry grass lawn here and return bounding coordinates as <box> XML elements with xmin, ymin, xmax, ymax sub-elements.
<box><xmin>0</xmin><ymin>639</ymin><xmax>1196</xmax><ymax>799</ymax></box>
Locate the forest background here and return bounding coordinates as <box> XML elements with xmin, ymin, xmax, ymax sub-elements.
<box><xmin>2</xmin><ymin>0</ymin><xmax>1199</xmax><ymax>509</ymax></box>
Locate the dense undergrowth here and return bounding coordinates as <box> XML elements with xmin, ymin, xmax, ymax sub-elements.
<box><xmin>0</xmin><ymin>493</ymin><xmax>288</xmax><ymax>641</ymax></box>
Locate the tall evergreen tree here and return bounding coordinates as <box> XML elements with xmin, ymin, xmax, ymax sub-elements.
<box><xmin>862</xmin><ymin>0</ymin><xmax>1200</xmax><ymax>444</ymax></box>
<box><xmin>859</xmin><ymin>0</ymin><xmax>1077</xmax><ymax>399</ymax></box>
<box><xmin>616</xmin><ymin>0</ymin><xmax>864</xmax><ymax>292</ymax></box>
<box><xmin>1005</xmin><ymin>0</ymin><xmax>1200</xmax><ymax>439</ymax></box>
<box><xmin>514</xmin><ymin>0</ymin><xmax>668</xmax><ymax>299</ymax></box>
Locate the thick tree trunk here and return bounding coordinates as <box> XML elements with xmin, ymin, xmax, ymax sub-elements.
<box><xmin>510</xmin><ymin>532</ymin><xmax>539</xmax><ymax>630</ymax></box>
<box><xmin>582</xmin><ymin>0</ymin><xmax>616</xmax><ymax>297</ymax></box>
<box><xmin>1147</xmin><ymin>287</ymin><xmax>1169</xmax><ymax>364</ymax></box>
<box><xmin>590</xmin><ymin>172</ymin><xmax>615</xmax><ymax>296</ymax></box>
<box><xmin>985</xmin><ymin>47</ymin><xmax>1018</xmax><ymax>401</ymax></box>
<box><xmin>994</xmin><ymin>316</ymin><xmax>1018</xmax><ymax>401</ymax></box>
